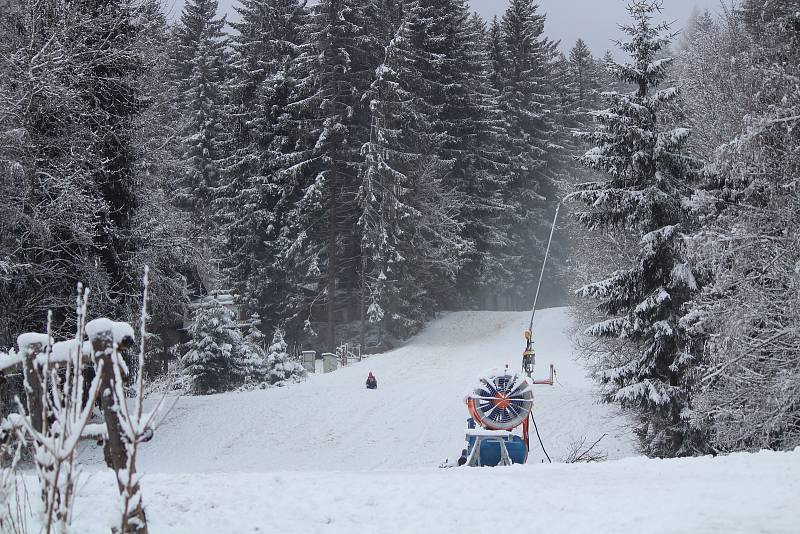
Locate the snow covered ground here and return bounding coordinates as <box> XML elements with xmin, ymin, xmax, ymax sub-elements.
<box><xmin>68</xmin><ymin>448</ymin><xmax>800</xmax><ymax>533</ymax></box>
<box><xmin>61</xmin><ymin>308</ymin><xmax>798</xmax><ymax>532</ymax></box>
<box><xmin>80</xmin><ymin>307</ymin><xmax>635</xmax><ymax>471</ymax></box>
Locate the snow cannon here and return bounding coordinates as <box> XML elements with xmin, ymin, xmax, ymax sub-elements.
<box><xmin>463</xmin><ymin>368</ymin><xmax>533</xmax><ymax>467</ymax></box>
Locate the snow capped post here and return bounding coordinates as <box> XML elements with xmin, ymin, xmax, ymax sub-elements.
<box><xmin>17</xmin><ymin>332</ymin><xmax>51</xmax><ymax>434</ymax></box>
<box><xmin>86</xmin><ymin>319</ymin><xmax>135</xmax><ymax>473</ymax></box>
<box><xmin>86</xmin><ymin>317</ymin><xmax>150</xmax><ymax>533</ymax></box>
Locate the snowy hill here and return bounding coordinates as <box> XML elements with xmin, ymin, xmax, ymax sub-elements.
<box><xmin>82</xmin><ymin>307</ymin><xmax>635</xmax><ymax>472</ymax></box>
<box><xmin>68</xmin><ymin>308</ymin><xmax>800</xmax><ymax>533</ymax></box>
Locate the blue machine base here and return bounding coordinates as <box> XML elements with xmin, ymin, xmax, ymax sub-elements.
<box><xmin>466</xmin><ymin>419</ymin><xmax>528</xmax><ymax>466</ymax></box>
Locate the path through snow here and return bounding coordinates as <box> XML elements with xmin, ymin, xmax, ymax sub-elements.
<box><xmin>82</xmin><ymin>308</ymin><xmax>635</xmax><ymax>472</ymax></box>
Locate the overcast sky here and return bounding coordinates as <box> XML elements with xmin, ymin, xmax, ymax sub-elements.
<box><xmin>165</xmin><ymin>0</ymin><xmax>724</xmax><ymax>57</ymax></box>
<box><xmin>470</xmin><ymin>0</ymin><xmax>723</xmax><ymax>56</ymax></box>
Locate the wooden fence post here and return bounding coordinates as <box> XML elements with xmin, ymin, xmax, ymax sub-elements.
<box><xmin>91</xmin><ymin>329</ymin><xmax>128</xmax><ymax>473</ymax></box>
<box><xmin>18</xmin><ymin>334</ymin><xmax>47</xmax><ymax>433</ymax></box>
<box><xmin>88</xmin><ymin>325</ymin><xmax>148</xmax><ymax>534</ymax></box>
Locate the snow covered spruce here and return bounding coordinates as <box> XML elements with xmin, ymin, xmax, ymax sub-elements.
<box><xmin>567</xmin><ymin>0</ymin><xmax>800</xmax><ymax>457</ymax></box>
<box><xmin>567</xmin><ymin>0</ymin><xmax>702</xmax><ymax>457</ymax></box>
<box><xmin>182</xmin><ymin>300</ymin><xmax>305</xmax><ymax>394</ymax></box>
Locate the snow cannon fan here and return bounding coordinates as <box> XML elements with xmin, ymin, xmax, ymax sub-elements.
<box><xmin>462</xmin><ymin>367</ymin><xmax>533</xmax><ymax>467</ymax></box>
<box><xmin>466</xmin><ymin>368</ymin><xmax>533</xmax><ymax>431</ymax></box>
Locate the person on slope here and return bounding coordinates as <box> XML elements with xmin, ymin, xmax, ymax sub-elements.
<box><xmin>457</xmin><ymin>449</ymin><xmax>468</xmax><ymax>466</ymax></box>
<box><xmin>366</xmin><ymin>372</ymin><xmax>377</xmax><ymax>390</ymax></box>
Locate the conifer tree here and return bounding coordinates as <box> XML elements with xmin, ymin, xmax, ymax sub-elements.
<box><xmin>219</xmin><ymin>0</ymin><xmax>307</xmax><ymax>332</ymax></box>
<box><xmin>359</xmin><ymin>24</ymin><xmax>424</xmax><ymax>338</ymax></box>
<box><xmin>569</xmin><ymin>39</ymin><xmax>598</xmax><ymax>108</ymax></box>
<box><xmin>568</xmin><ymin>0</ymin><xmax>701</xmax><ymax>457</ymax></box>
<box><xmin>488</xmin><ymin>16</ymin><xmax>507</xmax><ymax>93</ymax></box>
<box><xmin>183</xmin><ymin>298</ymin><xmax>240</xmax><ymax>394</ymax></box>
<box><xmin>279</xmin><ymin>0</ymin><xmax>382</xmax><ymax>349</ymax></box>
<box><xmin>387</xmin><ymin>0</ymin><xmax>507</xmax><ymax>310</ymax></box>
<box><xmin>173</xmin><ymin>0</ymin><xmax>228</xmax><ymax>247</ymax></box>
<box><xmin>130</xmin><ymin>0</ymin><xmax>197</xmax><ymax>354</ymax></box>
<box><xmin>236</xmin><ymin>314</ymin><xmax>271</xmax><ymax>385</ymax></box>
<box><xmin>492</xmin><ymin>0</ymin><xmax>562</xmax><ymax>307</ymax></box>
<box><xmin>451</xmin><ymin>9</ymin><xmax>510</xmax><ymax>308</ymax></box>
<box><xmin>266</xmin><ymin>328</ymin><xmax>306</xmax><ymax>384</ymax></box>
<box><xmin>358</xmin><ymin>21</ymin><xmax>467</xmax><ymax>338</ymax></box>
<box><xmin>596</xmin><ymin>50</ymin><xmax>627</xmax><ymax>93</ymax></box>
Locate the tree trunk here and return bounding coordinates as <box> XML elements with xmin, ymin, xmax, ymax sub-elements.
<box><xmin>359</xmin><ymin>257</ymin><xmax>366</xmax><ymax>350</ymax></box>
<box><xmin>92</xmin><ymin>333</ymin><xmax>128</xmax><ymax>473</ymax></box>
<box><xmin>327</xmin><ymin>173</ymin><xmax>338</xmax><ymax>352</ymax></box>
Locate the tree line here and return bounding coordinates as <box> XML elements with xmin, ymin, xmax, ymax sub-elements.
<box><xmin>1</xmin><ymin>0</ymin><xmax>797</xmax><ymax>456</ymax></box>
<box><xmin>569</xmin><ymin>0</ymin><xmax>799</xmax><ymax>457</ymax></box>
<box><xmin>2</xmin><ymin>0</ymin><xmax>593</xmax><ymax>353</ymax></box>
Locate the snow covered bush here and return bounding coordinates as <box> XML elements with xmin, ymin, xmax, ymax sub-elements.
<box><xmin>183</xmin><ymin>303</ymin><xmax>300</xmax><ymax>393</ymax></box>
<box><xmin>265</xmin><ymin>328</ymin><xmax>305</xmax><ymax>386</ymax></box>
<box><xmin>680</xmin><ymin>0</ymin><xmax>800</xmax><ymax>452</ymax></box>
<box><xmin>183</xmin><ymin>298</ymin><xmax>240</xmax><ymax>394</ymax></box>
<box><xmin>235</xmin><ymin>315</ymin><xmax>270</xmax><ymax>388</ymax></box>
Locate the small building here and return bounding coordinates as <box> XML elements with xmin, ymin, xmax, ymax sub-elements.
<box><xmin>301</xmin><ymin>351</ymin><xmax>316</xmax><ymax>374</ymax></box>
<box><xmin>321</xmin><ymin>353</ymin><xmax>338</xmax><ymax>374</ymax></box>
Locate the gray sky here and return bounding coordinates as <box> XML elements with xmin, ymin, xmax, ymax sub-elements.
<box><xmin>165</xmin><ymin>0</ymin><xmax>724</xmax><ymax>57</ymax></box>
<box><xmin>471</xmin><ymin>0</ymin><xmax>724</xmax><ymax>56</ymax></box>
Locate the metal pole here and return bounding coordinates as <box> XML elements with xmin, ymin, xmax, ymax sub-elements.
<box><xmin>528</xmin><ymin>203</ymin><xmax>561</xmax><ymax>334</ymax></box>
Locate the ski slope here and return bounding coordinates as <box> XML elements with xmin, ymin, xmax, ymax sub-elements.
<box><xmin>66</xmin><ymin>308</ymin><xmax>800</xmax><ymax>533</ymax></box>
<box><xmin>83</xmin><ymin>307</ymin><xmax>635</xmax><ymax>472</ymax></box>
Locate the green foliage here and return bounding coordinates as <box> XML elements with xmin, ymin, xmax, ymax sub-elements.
<box><xmin>266</xmin><ymin>328</ymin><xmax>306</xmax><ymax>384</ymax></box>
<box><xmin>183</xmin><ymin>299</ymin><xmax>240</xmax><ymax>394</ymax></box>
<box><xmin>568</xmin><ymin>0</ymin><xmax>702</xmax><ymax>457</ymax></box>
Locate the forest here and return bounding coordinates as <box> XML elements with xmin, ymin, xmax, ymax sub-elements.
<box><xmin>0</xmin><ymin>0</ymin><xmax>798</xmax><ymax>463</ymax></box>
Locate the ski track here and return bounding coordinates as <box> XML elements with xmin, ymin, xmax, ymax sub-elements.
<box><xmin>80</xmin><ymin>307</ymin><xmax>636</xmax><ymax>472</ymax></box>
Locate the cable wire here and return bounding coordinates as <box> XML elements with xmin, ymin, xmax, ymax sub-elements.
<box><xmin>530</xmin><ymin>412</ymin><xmax>552</xmax><ymax>463</ymax></box>
<box><xmin>528</xmin><ymin>203</ymin><xmax>561</xmax><ymax>334</ymax></box>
